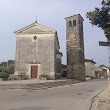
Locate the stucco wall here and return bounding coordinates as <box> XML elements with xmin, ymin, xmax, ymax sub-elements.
<box><xmin>85</xmin><ymin>62</ymin><xmax>95</xmax><ymax>77</ymax></box>
<box><xmin>14</xmin><ymin>34</ymin><xmax>56</xmax><ymax>79</ymax></box>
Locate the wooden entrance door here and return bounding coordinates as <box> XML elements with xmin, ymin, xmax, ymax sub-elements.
<box><xmin>31</xmin><ymin>66</ymin><xmax>38</xmax><ymax>78</ymax></box>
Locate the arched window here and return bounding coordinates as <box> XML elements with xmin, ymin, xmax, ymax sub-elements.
<box><xmin>73</xmin><ymin>20</ymin><xmax>76</xmax><ymax>27</ymax></box>
<box><xmin>69</xmin><ymin>21</ymin><xmax>72</xmax><ymax>28</ymax></box>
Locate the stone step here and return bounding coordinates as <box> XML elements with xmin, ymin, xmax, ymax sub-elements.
<box><xmin>26</xmin><ymin>80</ymin><xmax>81</xmax><ymax>90</ymax></box>
<box><xmin>0</xmin><ymin>79</ymin><xmax>81</xmax><ymax>90</ymax></box>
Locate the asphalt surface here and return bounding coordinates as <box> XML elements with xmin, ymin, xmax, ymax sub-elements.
<box><xmin>0</xmin><ymin>79</ymin><xmax>107</xmax><ymax>110</ymax></box>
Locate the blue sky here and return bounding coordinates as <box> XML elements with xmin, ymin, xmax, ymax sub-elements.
<box><xmin>0</xmin><ymin>0</ymin><xmax>109</xmax><ymax>66</ymax></box>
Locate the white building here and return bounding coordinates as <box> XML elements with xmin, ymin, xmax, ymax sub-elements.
<box><xmin>85</xmin><ymin>59</ymin><xmax>96</xmax><ymax>78</ymax></box>
<box><xmin>14</xmin><ymin>22</ymin><xmax>62</xmax><ymax>79</ymax></box>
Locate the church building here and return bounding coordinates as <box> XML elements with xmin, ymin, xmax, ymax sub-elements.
<box><xmin>14</xmin><ymin>22</ymin><xmax>62</xmax><ymax>79</ymax></box>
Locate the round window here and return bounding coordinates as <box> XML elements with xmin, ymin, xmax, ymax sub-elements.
<box><xmin>33</xmin><ymin>36</ymin><xmax>37</xmax><ymax>41</ymax></box>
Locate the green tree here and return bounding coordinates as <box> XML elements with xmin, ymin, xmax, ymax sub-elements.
<box><xmin>0</xmin><ymin>60</ymin><xmax>15</xmax><ymax>68</ymax></box>
<box><xmin>7</xmin><ymin>64</ymin><xmax>14</xmax><ymax>74</ymax></box>
<box><xmin>0</xmin><ymin>60</ymin><xmax>15</xmax><ymax>73</ymax></box>
<box><xmin>99</xmin><ymin>64</ymin><xmax>107</xmax><ymax>67</ymax></box>
<box><xmin>86</xmin><ymin>0</ymin><xmax>110</xmax><ymax>40</ymax></box>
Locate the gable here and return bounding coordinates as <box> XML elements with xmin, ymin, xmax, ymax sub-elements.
<box><xmin>15</xmin><ymin>22</ymin><xmax>60</xmax><ymax>49</ymax></box>
<box><xmin>15</xmin><ymin>23</ymin><xmax>56</xmax><ymax>34</ymax></box>
<box><xmin>85</xmin><ymin>59</ymin><xmax>96</xmax><ymax>64</ymax></box>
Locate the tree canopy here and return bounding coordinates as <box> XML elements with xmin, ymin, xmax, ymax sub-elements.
<box><xmin>0</xmin><ymin>60</ymin><xmax>15</xmax><ymax>74</ymax></box>
<box><xmin>0</xmin><ymin>60</ymin><xmax>15</xmax><ymax>68</ymax></box>
<box><xmin>86</xmin><ymin>0</ymin><xmax>110</xmax><ymax>40</ymax></box>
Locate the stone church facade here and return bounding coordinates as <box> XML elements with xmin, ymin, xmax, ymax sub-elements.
<box><xmin>65</xmin><ymin>14</ymin><xmax>85</xmax><ymax>81</ymax></box>
<box><xmin>14</xmin><ymin>22</ymin><xmax>62</xmax><ymax>79</ymax></box>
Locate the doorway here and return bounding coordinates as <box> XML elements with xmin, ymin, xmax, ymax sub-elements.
<box><xmin>31</xmin><ymin>66</ymin><xmax>38</xmax><ymax>78</ymax></box>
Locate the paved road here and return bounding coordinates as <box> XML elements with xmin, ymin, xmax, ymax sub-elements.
<box><xmin>0</xmin><ymin>79</ymin><xmax>107</xmax><ymax>110</ymax></box>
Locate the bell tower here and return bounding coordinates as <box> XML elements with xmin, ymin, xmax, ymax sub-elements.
<box><xmin>65</xmin><ymin>14</ymin><xmax>85</xmax><ymax>81</ymax></box>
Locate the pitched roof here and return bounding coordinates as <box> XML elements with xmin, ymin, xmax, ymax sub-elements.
<box><xmin>15</xmin><ymin>22</ymin><xmax>60</xmax><ymax>49</ymax></box>
<box><xmin>85</xmin><ymin>59</ymin><xmax>96</xmax><ymax>64</ymax></box>
<box><xmin>65</xmin><ymin>14</ymin><xmax>84</xmax><ymax>21</ymax></box>
<box><xmin>95</xmin><ymin>67</ymin><xmax>102</xmax><ymax>72</ymax></box>
<box><xmin>15</xmin><ymin>22</ymin><xmax>56</xmax><ymax>34</ymax></box>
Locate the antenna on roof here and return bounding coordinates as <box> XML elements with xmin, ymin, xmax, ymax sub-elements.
<box><xmin>35</xmin><ymin>16</ymin><xmax>37</xmax><ymax>23</ymax></box>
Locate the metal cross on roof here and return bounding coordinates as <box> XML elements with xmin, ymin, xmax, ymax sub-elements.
<box><xmin>35</xmin><ymin>16</ymin><xmax>37</xmax><ymax>23</ymax></box>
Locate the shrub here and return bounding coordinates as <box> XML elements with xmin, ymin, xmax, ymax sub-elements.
<box><xmin>8</xmin><ymin>73</ymin><xmax>28</xmax><ymax>80</ymax></box>
<box><xmin>56</xmin><ymin>74</ymin><xmax>62</xmax><ymax>79</ymax></box>
<box><xmin>8</xmin><ymin>74</ymin><xmax>20</xmax><ymax>80</ymax></box>
<box><xmin>5</xmin><ymin>64</ymin><xmax>14</xmax><ymax>74</ymax></box>
<box><xmin>39</xmin><ymin>74</ymin><xmax>51</xmax><ymax>80</ymax></box>
<box><xmin>18</xmin><ymin>73</ymin><xmax>28</xmax><ymax>80</ymax></box>
<box><xmin>0</xmin><ymin>72</ymin><xmax>9</xmax><ymax>80</ymax></box>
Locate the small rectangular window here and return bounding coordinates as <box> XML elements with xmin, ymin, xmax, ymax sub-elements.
<box><xmin>73</xmin><ymin>20</ymin><xmax>76</xmax><ymax>27</ymax></box>
<box><xmin>69</xmin><ymin>21</ymin><xmax>72</xmax><ymax>28</ymax></box>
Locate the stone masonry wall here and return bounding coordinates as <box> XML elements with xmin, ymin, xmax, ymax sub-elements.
<box><xmin>66</xmin><ymin>15</ymin><xmax>85</xmax><ymax>81</ymax></box>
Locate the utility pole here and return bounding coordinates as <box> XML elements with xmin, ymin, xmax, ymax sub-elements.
<box><xmin>108</xmin><ymin>46</ymin><xmax>110</xmax><ymax>92</ymax></box>
<box><xmin>99</xmin><ymin>41</ymin><xmax>110</xmax><ymax>93</ymax></box>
